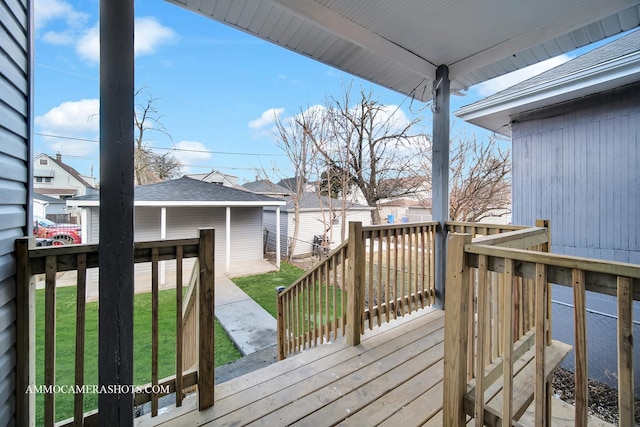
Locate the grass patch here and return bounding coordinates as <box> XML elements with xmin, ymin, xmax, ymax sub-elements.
<box><xmin>35</xmin><ymin>286</ymin><xmax>242</xmax><ymax>424</ymax></box>
<box><xmin>232</xmin><ymin>262</ymin><xmax>305</xmax><ymax>317</ymax></box>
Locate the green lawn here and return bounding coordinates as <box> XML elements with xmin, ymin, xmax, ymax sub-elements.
<box><xmin>35</xmin><ymin>286</ymin><xmax>242</xmax><ymax>424</ymax></box>
<box><xmin>231</xmin><ymin>262</ymin><xmax>306</xmax><ymax>317</ymax></box>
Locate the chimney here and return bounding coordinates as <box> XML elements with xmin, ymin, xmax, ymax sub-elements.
<box><xmin>56</xmin><ymin>152</ymin><xmax>62</xmax><ymax>162</ymax></box>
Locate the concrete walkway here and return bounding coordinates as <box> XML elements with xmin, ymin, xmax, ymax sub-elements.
<box><xmin>36</xmin><ymin>259</ymin><xmax>280</xmax><ymax>357</ymax></box>
<box><xmin>214</xmin><ymin>261</ymin><xmax>280</xmax><ymax>356</ymax></box>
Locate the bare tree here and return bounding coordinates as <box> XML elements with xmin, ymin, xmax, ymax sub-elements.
<box><xmin>134</xmin><ymin>90</ymin><xmax>183</xmax><ymax>185</ymax></box>
<box><xmin>417</xmin><ymin>134</ymin><xmax>511</xmax><ymax>222</ymax></box>
<box><xmin>312</xmin><ymin>86</ymin><xmax>423</xmax><ymax>224</ymax></box>
<box><xmin>449</xmin><ymin>136</ymin><xmax>511</xmax><ymax>222</ymax></box>
<box><xmin>271</xmin><ymin>107</ymin><xmax>320</xmax><ymax>259</ymax></box>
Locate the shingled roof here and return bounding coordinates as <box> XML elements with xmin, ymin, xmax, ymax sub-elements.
<box><xmin>68</xmin><ymin>176</ymin><xmax>285</xmax><ymax>207</ymax></box>
<box><xmin>456</xmin><ymin>29</ymin><xmax>640</xmax><ymax>136</ymax></box>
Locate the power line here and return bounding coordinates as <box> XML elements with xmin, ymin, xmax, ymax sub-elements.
<box><xmin>35</xmin><ymin>132</ymin><xmax>286</xmax><ymax>157</ymax></box>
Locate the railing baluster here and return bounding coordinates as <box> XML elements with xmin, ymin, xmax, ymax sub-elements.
<box><xmin>175</xmin><ymin>246</ymin><xmax>183</xmax><ymax>407</ymax></box>
<box><xmin>385</xmin><ymin>229</ymin><xmax>391</xmax><ymax>322</ymax></box>
<box><xmin>367</xmin><ymin>231</ymin><xmax>374</xmax><ymax>329</ymax></box>
<box><xmin>44</xmin><ymin>255</ymin><xmax>57</xmax><ymax>427</ymax></box>
<box><xmin>74</xmin><ymin>253</ymin><xmax>87</xmax><ymax>424</ymax></box>
<box><xmin>474</xmin><ymin>254</ymin><xmax>488</xmax><ymax>426</ymax></box>
<box><xmin>617</xmin><ymin>275</ymin><xmax>634</xmax><ymax>426</ymax></box>
<box><xmin>572</xmin><ymin>269</ymin><xmax>588</xmax><ymax>427</ymax></box>
<box><xmin>502</xmin><ymin>258</ymin><xmax>514</xmax><ymax>423</ymax></box>
<box><xmin>534</xmin><ymin>262</ymin><xmax>548</xmax><ymax>425</ymax></box>
<box><xmin>376</xmin><ymin>230</ymin><xmax>383</xmax><ymax>326</ymax></box>
<box><xmin>407</xmin><ymin>227</ymin><xmax>413</xmax><ymax>314</ymax></box>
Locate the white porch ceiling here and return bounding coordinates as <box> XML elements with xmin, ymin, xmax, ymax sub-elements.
<box><xmin>167</xmin><ymin>0</ymin><xmax>640</xmax><ymax>102</ymax></box>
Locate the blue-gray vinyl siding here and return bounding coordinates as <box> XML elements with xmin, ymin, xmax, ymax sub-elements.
<box><xmin>511</xmin><ymin>81</ymin><xmax>640</xmax><ymax>395</ymax></box>
<box><xmin>0</xmin><ymin>0</ymin><xmax>31</xmax><ymax>422</ymax></box>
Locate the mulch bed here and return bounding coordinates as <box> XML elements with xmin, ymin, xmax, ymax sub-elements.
<box><xmin>553</xmin><ymin>367</ymin><xmax>640</xmax><ymax>426</ymax></box>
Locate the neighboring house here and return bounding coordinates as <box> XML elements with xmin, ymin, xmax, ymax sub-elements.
<box><xmin>242</xmin><ymin>179</ymin><xmax>291</xmax><ymax>198</ymax></box>
<box><xmin>187</xmin><ymin>170</ymin><xmax>239</xmax><ymax>187</ymax></box>
<box><xmin>456</xmin><ymin>29</ymin><xmax>640</xmax><ymax>394</ymax></box>
<box><xmin>277</xmin><ymin>176</ymin><xmax>316</xmax><ymax>194</ymax></box>
<box><xmin>264</xmin><ymin>192</ymin><xmax>373</xmax><ymax>258</ymax></box>
<box><xmin>68</xmin><ymin>177</ymin><xmax>285</xmax><ymax>276</ymax></box>
<box><xmin>377</xmin><ymin>198</ymin><xmax>426</xmax><ymax>223</ymax></box>
<box><xmin>33</xmin><ymin>153</ymin><xmax>97</xmax><ymax>199</ymax></box>
<box><xmin>33</xmin><ymin>193</ymin><xmax>67</xmax><ymax>219</ymax></box>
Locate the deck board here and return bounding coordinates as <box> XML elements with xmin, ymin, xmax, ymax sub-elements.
<box><xmin>138</xmin><ymin>308</ymin><xmax>445</xmax><ymax>427</ymax></box>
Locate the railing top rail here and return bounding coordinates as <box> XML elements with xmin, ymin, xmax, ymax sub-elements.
<box><xmin>279</xmin><ymin>240</ymin><xmax>349</xmax><ymax>298</ymax></box>
<box><xmin>466</xmin><ymin>242</ymin><xmax>640</xmax><ymax>281</ymax></box>
<box><xmin>470</xmin><ymin>227</ymin><xmax>548</xmax><ymax>248</ymax></box>
<box><xmin>445</xmin><ymin>221</ymin><xmax>527</xmax><ymax>231</ymax></box>
<box><xmin>362</xmin><ymin>221</ymin><xmax>438</xmax><ymax>232</ymax></box>
<box><xmin>22</xmin><ymin>236</ymin><xmax>203</xmax><ymax>274</ymax></box>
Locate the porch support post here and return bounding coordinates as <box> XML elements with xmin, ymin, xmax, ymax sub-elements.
<box><xmin>276</xmin><ymin>206</ymin><xmax>281</xmax><ymax>269</ymax></box>
<box><xmin>226</xmin><ymin>206</ymin><xmax>231</xmax><ymax>274</ymax></box>
<box><xmin>99</xmin><ymin>0</ymin><xmax>135</xmax><ymax>425</ymax></box>
<box><xmin>432</xmin><ymin>64</ymin><xmax>450</xmax><ymax>309</ymax></box>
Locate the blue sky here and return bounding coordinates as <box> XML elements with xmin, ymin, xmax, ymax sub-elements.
<box><xmin>34</xmin><ymin>0</ymin><xmax>593</xmax><ymax>184</ymax></box>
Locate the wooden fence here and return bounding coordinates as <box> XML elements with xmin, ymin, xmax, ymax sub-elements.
<box><xmin>15</xmin><ymin>229</ymin><xmax>216</xmax><ymax>426</ymax></box>
<box><xmin>276</xmin><ymin>221</ymin><xmax>437</xmax><ymax>359</ymax></box>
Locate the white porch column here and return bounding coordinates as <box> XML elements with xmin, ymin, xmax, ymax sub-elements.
<box><xmin>432</xmin><ymin>64</ymin><xmax>450</xmax><ymax>309</ymax></box>
<box><xmin>276</xmin><ymin>206</ymin><xmax>281</xmax><ymax>269</ymax></box>
<box><xmin>81</xmin><ymin>208</ymin><xmax>88</xmax><ymax>244</ymax></box>
<box><xmin>160</xmin><ymin>207</ymin><xmax>166</xmax><ymax>284</ymax></box>
<box><xmin>226</xmin><ymin>206</ymin><xmax>231</xmax><ymax>274</ymax></box>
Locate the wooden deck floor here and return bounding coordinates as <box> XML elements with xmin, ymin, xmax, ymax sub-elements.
<box><xmin>137</xmin><ymin>307</ymin><xmax>447</xmax><ymax>426</ymax></box>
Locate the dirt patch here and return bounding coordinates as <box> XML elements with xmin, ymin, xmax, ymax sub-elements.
<box><xmin>553</xmin><ymin>367</ymin><xmax>640</xmax><ymax>425</ymax></box>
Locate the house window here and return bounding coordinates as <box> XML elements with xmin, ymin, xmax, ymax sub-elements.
<box><xmin>35</xmin><ymin>177</ymin><xmax>42</xmax><ymax>183</ymax></box>
<box><xmin>44</xmin><ymin>177</ymin><xmax>52</xmax><ymax>183</ymax></box>
<box><xmin>39</xmin><ymin>159</ymin><xmax>48</xmax><ymax>165</ymax></box>
<box><xmin>35</xmin><ymin>177</ymin><xmax>52</xmax><ymax>183</ymax></box>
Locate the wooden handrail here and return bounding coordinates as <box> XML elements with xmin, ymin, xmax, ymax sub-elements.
<box><xmin>276</xmin><ymin>221</ymin><xmax>438</xmax><ymax>359</ymax></box>
<box><xmin>446</xmin><ymin>220</ymin><xmax>637</xmax><ymax>425</ymax></box>
<box><xmin>16</xmin><ymin>230</ymin><xmax>216</xmax><ymax>425</ymax></box>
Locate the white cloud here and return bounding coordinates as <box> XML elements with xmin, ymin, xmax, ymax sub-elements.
<box><xmin>172</xmin><ymin>141</ymin><xmax>212</xmax><ymax>171</ymax></box>
<box><xmin>35</xmin><ymin>98</ymin><xmax>100</xmax><ymax>156</ymax></box>
<box><xmin>42</xmin><ymin>30</ymin><xmax>75</xmax><ymax>45</ymax></box>
<box><xmin>134</xmin><ymin>17</ymin><xmax>178</xmax><ymax>57</ymax></box>
<box><xmin>76</xmin><ymin>17</ymin><xmax>178</xmax><ymax>63</ymax></box>
<box><xmin>473</xmin><ymin>55</ymin><xmax>572</xmax><ymax>97</ymax></box>
<box><xmin>35</xmin><ymin>98</ymin><xmax>99</xmax><ymax>134</ymax></box>
<box><xmin>249</xmin><ymin>108</ymin><xmax>285</xmax><ymax>129</ymax></box>
<box><xmin>34</xmin><ymin>0</ymin><xmax>88</xmax><ymax>30</ymax></box>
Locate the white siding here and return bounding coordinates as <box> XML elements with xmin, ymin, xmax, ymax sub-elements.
<box><xmin>280</xmin><ymin>209</ymin><xmax>372</xmax><ymax>257</ymax></box>
<box><xmin>134</xmin><ymin>206</ymin><xmax>160</xmax><ymax>241</ymax></box>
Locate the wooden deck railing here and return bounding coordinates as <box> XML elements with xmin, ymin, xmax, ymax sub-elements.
<box><xmin>276</xmin><ymin>221</ymin><xmax>437</xmax><ymax>359</ymax></box>
<box><xmin>443</xmin><ymin>221</ymin><xmax>639</xmax><ymax>426</ymax></box>
<box><xmin>15</xmin><ymin>229</ymin><xmax>216</xmax><ymax>426</ymax></box>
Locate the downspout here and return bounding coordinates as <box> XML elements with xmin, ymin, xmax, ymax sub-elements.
<box><xmin>432</xmin><ymin>65</ymin><xmax>450</xmax><ymax>309</ymax></box>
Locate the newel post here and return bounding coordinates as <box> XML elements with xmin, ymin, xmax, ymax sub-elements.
<box><xmin>198</xmin><ymin>228</ymin><xmax>215</xmax><ymax>409</ymax></box>
<box><xmin>443</xmin><ymin>233</ymin><xmax>472</xmax><ymax>427</ymax></box>
<box><xmin>16</xmin><ymin>237</ymin><xmax>36</xmax><ymax>426</ymax></box>
<box><xmin>346</xmin><ymin>222</ymin><xmax>365</xmax><ymax>346</ymax></box>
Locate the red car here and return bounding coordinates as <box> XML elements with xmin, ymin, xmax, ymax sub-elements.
<box><xmin>33</xmin><ymin>216</ymin><xmax>82</xmax><ymax>245</ymax></box>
